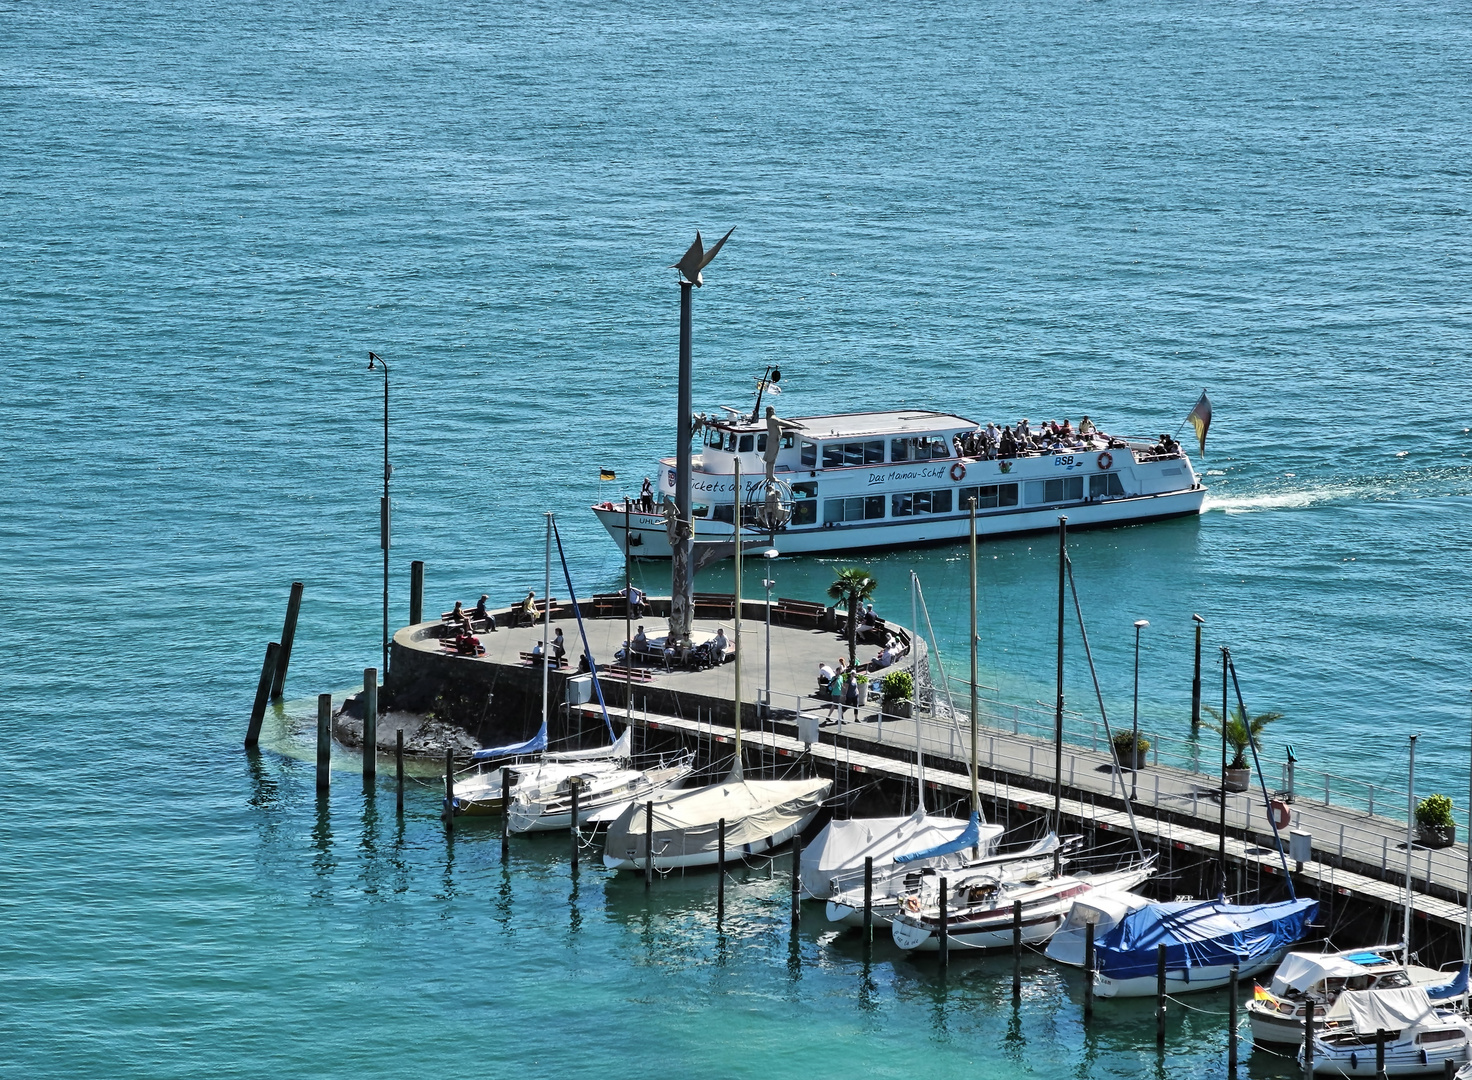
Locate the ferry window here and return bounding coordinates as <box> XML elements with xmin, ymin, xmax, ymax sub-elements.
<box><xmin>739</xmin><ymin>435</ymin><xmax>754</xmax><ymax>453</ymax></box>
<box><xmin>891</xmin><ymin>438</ymin><xmax>910</xmax><ymax>462</ymax></box>
<box><xmin>822</xmin><ymin>444</ymin><xmax>843</xmax><ymax>468</ymax></box>
<box><xmin>756</xmin><ymin>434</ymin><xmax>766</xmax><ymax>453</ymax></box>
<box><xmin>844</xmin><ymin>443</ymin><xmax>865</xmax><ymax>466</ymax></box>
<box><xmin>864</xmin><ymin>441</ymin><xmax>883</xmax><ymax>464</ymax></box>
<box><xmin>927</xmin><ymin>438</ymin><xmax>950</xmax><ymax>459</ymax></box>
<box><xmin>892</xmin><ymin>489</ymin><xmax>953</xmax><ymax>517</ymax></box>
<box><xmin>692</xmin><ymin>504</ymin><xmax>710</xmax><ymax>518</ymax></box>
<box><xmin>726</xmin><ymin>433</ymin><xmax>738</xmax><ymax>452</ymax></box>
<box><xmin>781</xmin><ymin>433</ymin><xmax>795</xmax><ymax>449</ymax></box>
<box><xmin>1089</xmin><ymin>473</ymin><xmax>1126</xmax><ymax>498</ymax></box>
<box><xmin>999</xmin><ymin>483</ymin><xmax>1018</xmax><ymax>506</ymax></box>
<box><xmin>792</xmin><ymin>482</ymin><xmax>818</xmax><ymax>499</ymax></box>
<box><xmin>801</xmin><ymin>441</ymin><xmax>817</xmax><ymax>467</ymax></box>
<box><xmin>1024</xmin><ymin>481</ymin><xmax>1045</xmax><ymax>505</ymax></box>
<box><xmin>712</xmin><ymin>504</ymin><xmax>734</xmax><ymax>523</ymax></box>
<box><xmin>792</xmin><ymin>501</ymin><xmax>817</xmax><ymax>526</ymax></box>
<box><xmin>824</xmin><ymin>496</ymin><xmax>884</xmax><ymax>523</ymax></box>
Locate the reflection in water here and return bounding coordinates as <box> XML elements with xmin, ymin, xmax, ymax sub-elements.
<box><xmin>388</xmin><ymin>813</ymin><xmax>410</xmax><ymax>897</ymax></box>
<box><xmin>310</xmin><ymin>792</ymin><xmax>334</xmax><ymax>901</ymax></box>
<box><xmin>1005</xmin><ymin>994</ymin><xmax>1027</xmax><ymax>1060</ymax></box>
<box><xmin>358</xmin><ymin>793</ymin><xmax>382</xmax><ymax>898</ymax></box>
<box><xmin>245</xmin><ymin>748</ymin><xmax>279</xmax><ymax>811</ymax></box>
<box><xmin>786</xmin><ymin>926</ymin><xmax>802</xmax><ymax>982</ymax></box>
<box><xmin>568</xmin><ymin>878</ymin><xmax>581</xmax><ymax>938</ymax></box>
<box><xmin>495</xmin><ymin>864</ymin><xmax>513</xmax><ymax>930</ymax></box>
<box><xmin>438</xmin><ymin>827</ymin><xmax>456</xmax><ymax>906</ymax></box>
<box><xmin>857</xmin><ymin>958</ymin><xmax>879</xmax><ymax>1014</ymax></box>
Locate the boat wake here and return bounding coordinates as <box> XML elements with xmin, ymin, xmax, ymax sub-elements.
<box><xmin>1204</xmin><ymin>487</ymin><xmax>1359</xmax><ymax>514</ymax></box>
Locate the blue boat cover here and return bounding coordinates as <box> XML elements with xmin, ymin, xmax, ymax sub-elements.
<box><xmin>894</xmin><ymin>812</ymin><xmax>982</xmax><ymax>864</ymax></box>
<box><xmin>1093</xmin><ymin>897</ymin><xmax>1318</xmax><ymax>981</ymax></box>
<box><xmin>1427</xmin><ymin>964</ymin><xmax>1469</xmax><ymax>1000</ymax></box>
<box><xmin>470</xmin><ymin>721</ymin><xmax>548</xmax><ymax>762</ymax></box>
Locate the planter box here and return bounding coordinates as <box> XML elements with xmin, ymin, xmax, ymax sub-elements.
<box><xmin>1418</xmin><ymin>823</ymin><xmax>1456</xmax><ymax>849</ymax></box>
<box><xmin>1113</xmin><ymin>745</ymin><xmax>1148</xmax><ymax>771</ymax></box>
<box><xmin>1223</xmin><ymin>767</ymin><xmax>1251</xmax><ymax>792</ymax></box>
<box><xmin>883</xmin><ymin>700</ymin><xmax>912</xmax><ymax>720</ymax></box>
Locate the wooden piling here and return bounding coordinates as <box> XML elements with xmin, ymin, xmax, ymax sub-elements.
<box><xmin>270</xmin><ymin>582</ymin><xmax>304</xmax><ymax>700</ymax></box>
<box><xmin>244</xmin><ymin>641</ymin><xmax>281</xmax><ymax>749</ymax></box>
<box><xmin>409</xmin><ymin>560</ymin><xmax>424</xmax><ymax>626</ymax></box>
<box><xmin>717</xmin><ymin>818</ymin><xmax>726</xmax><ymax>929</ymax></box>
<box><xmin>395</xmin><ymin>728</ymin><xmax>404</xmax><ymax>812</ymax></box>
<box><xmin>1442</xmin><ymin>1056</ymin><xmax>1455</xmax><ymax>1080</ymax></box>
<box><xmin>938</xmin><ymin>877</ymin><xmax>949</xmax><ymax>970</ymax></box>
<box><xmin>1155</xmin><ymin>942</ymin><xmax>1167</xmax><ymax>1046</ymax></box>
<box><xmin>644</xmin><ymin>800</ymin><xmax>654</xmax><ymax>887</ymax></box>
<box><xmin>362</xmin><ymin>669</ymin><xmax>378</xmax><ymax>783</ymax></box>
<box><xmin>1084</xmin><ymin>919</ymin><xmax>1095</xmax><ymax>1024</ymax></box>
<box><xmin>1303</xmin><ymin>998</ymin><xmax>1315</xmax><ymax>1080</ymax></box>
<box><xmin>1012</xmin><ymin>900</ymin><xmax>1022</xmax><ymax>997</ymax></box>
<box><xmin>863</xmin><ymin>856</ymin><xmax>874</xmax><ymax>946</ymax></box>
<box><xmin>1376</xmin><ymin>1028</ymin><xmax>1386</xmax><ymax>1079</ymax></box>
<box><xmin>1227</xmin><ymin>967</ymin><xmax>1238</xmax><ymax>1073</ymax></box>
<box><xmin>500</xmin><ymin>767</ymin><xmax>512</xmax><ymax>862</ymax></box>
<box><xmin>790</xmin><ymin>833</ymin><xmax>801</xmax><ymax>931</ymax></box>
<box><xmin>570</xmin><ymin>779</ymin><xmax>580</xmax><ymax>875</ymax></box>
<box><xmin>315</xmin><ymin>692</ymin><xmax>331</xmax><ymax>793</ymax></box>
<box><xmin>443</xmin><ymin>746</ymin><xmax>453</xmax><ymax>827</ymax></box>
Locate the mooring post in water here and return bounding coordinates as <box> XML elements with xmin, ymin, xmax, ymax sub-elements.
<box><xmin>395</xmin><ymin>728</ymin><xmax>404</xmax><ymax>812</ymax></box>
<box><xmin>1084</xmin><ymin>919</ymin><xmax>1095</xmax><ymax>1024</ymax></box>
<box><xmin>937</xmin><ymin>877</ymin><xmax>949</xmax><ymax>970</ymax></box>
<box><xmin>1444</xmin><ymin>1058</ymin><xmax>1456</xmax><ymax>1080</ymax></box>
<box><xmin>1376</xmin><ymin>1028</ymin><xmax>1386</xmax><ymax>1080</ymax></box>
<box><xmin>1190</xmin><ymin>613</ymin><xmax>1204</xmax><ymax>732</ymax></box>
<box><xmin>500</xmin><ymin>767</ymin><xmax>512</xmax><ymax>862</ymax></box>
<box><xmin>644</xmin><ymin>800</ymin><xmax>654</xmax><ymax>887</ymax></box>
<box><xmin>1227</xmin><ymin>967</ymin><xmax>1239</xmax><ymax>1073</ymax></box>
<box><xmin>790</xmin><ymin>833</ymin><xmax>801</xmax><ymax>931</ymax></box>
<box><xmin>1011</xmin><ymin>900</ymin><xmax>1023</xmax><ymax>997</ymax></box>
<box><xmin>863</xmin><ymin>856</ymin><xmax>874</xmax><ymax>947</ymax></box>
<box><xmin>442</xmin><ymin>746</ymin><xmax>453</xmax><ymax>827</ymax></box>
<box><xmin>362</xmin><ymin>669</ymin><xmax>378</xmax><ymax>784</ymax></box>
<box><xmin>1155</xmin><ymin>943</ymin><xmax>1167</xmax><ymax>1046</ymax></box>
<box><xmin>270</xmin><ymin>582</ymin><xmax>304</xmax><ymax>700</ymax></box>
<box><xmin>1303</xmin><ymin>998</ymin><xmax>1315</xmax><ymax>1080</ymax></box>
<box><xmin>409</xmin><ymin>560</ymin><xmax>424</xmax><ymax>626</ymax></box>
<box><xmin>315</xmin><ymin>692</ymin><xmax>332</xmax><ymax>793</ymax></box>
<box><xmin>569</xmin><ymin>778</ymin><xmax>580</xmax><ymax>875</ymax></box>
<box><xmin>717</xmin><ymin>818</ymin><xmax>726</xmax><ymax>930</ymax></box>
<box><xmin>244</xmin><ymin>642</ymin><xmax>281</xmax><ymax>749</ymax></box>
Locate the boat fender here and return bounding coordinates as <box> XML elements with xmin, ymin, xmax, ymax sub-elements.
<box><xmin>1096</xmin><ymin>451</ymin><xmax>1113</xmax><ymax>470</ymax></box>
<box><xmin>1268</xmin><ymin>799</ymin><xmax>1290</xmax><ymax>830</ymax></box>
<box><xmin>905</xmin><ymin>895</ymin><xmax>921</xmax><ymax>914</ymax></box>
<box><xmin>1350</xmin><ymin>1054</ymin><xmax>1358</xmax><ymax>1071</ymax></box>
<box><xmin>1420</xmin><ymin>1048</ymin><xmax>1428</xmax><ymax>1066</ymax></box>
<box><xmin>949</xmin><ymin>461</ymin><xmax>966</xmax><ymax>482</ymax></box>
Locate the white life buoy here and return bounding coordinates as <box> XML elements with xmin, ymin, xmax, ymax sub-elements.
<box><xmin>1097</xmin><ymin>451</ymin><xmax>1113</xmax><ymax>470</ymax></box>
<box><xmin>1268</xmin><ymin>799</ymin><xmax>1291</xmax><ymax>830</ymax></box>
<box><xmin>950</xmin><ymin>461</ymin><xmax>966</xmax><ymax>482</ymax></box>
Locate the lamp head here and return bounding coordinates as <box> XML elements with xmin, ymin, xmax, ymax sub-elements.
<box><xmin>763</xmin><ymin>548</ymin><xmax>779</xmax><ymax>560</ymax></box>
<box><xmin>1134</xmin><ymin>619</ymin><xmax>1150</xmax><ymax>629</ymax></box>
<box><xmin>1191</xmin><ymin>613</ymin><xmax>1205</xmax><ymax>625</ymax></box>
<box><xmin>368</xmin><ymin>351</ymin><xmax>385</xmax><ymax>371</ymax></box>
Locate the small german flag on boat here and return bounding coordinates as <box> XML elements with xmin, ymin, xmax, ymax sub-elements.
<box><xmin>1253</xmin><ymin>983</ymin><xmax>1277</xmax><ymax>1003</ymax></box>
<box><xmin>599</xmin><ymin>468</ymin><xmax>616</xmax><ymax>482</ymax></box>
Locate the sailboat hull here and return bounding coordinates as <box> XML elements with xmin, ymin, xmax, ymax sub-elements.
<box><xmin>1094</xmin><ymin>950</ymin><xmax>1287</xmax><ymax>999</ymax></box>
<box><xmin>602</xmin><ymin>806</ymin><xmax>821</xmax><ymax>871</ymax></box>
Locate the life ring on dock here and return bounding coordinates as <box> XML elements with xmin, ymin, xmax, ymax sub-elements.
<box><xmin>1096</xmin><ymin>452</ymin><xmax>1113</xmax><ymax>470</ymax></box>
<box><xmin>904</xmin><ymin>895</ymin><xmax>921</xmax><ymax>914</ymax></box>
<box><xmin>1268</xmin><ymin>799</ymin><xmax>1291</xmax><ymax>830</ymax></box>
<box><xmin>949</xmin><ymin>462</ymin><xmax>966</xmax><ymax>482</ymax></box>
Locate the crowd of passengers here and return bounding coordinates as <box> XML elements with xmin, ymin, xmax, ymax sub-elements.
<box><xmin>954</xmin><ymin>416</ymin><xmax>1182</xmax><ymax>461</ymax></box>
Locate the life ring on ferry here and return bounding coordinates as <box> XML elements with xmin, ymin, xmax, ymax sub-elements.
<box><xmin>949</xmin><ymin>462</ymin><xmax>966</xmax><ymax>482</ymax></box>
<box><xmin>1096</xmin><ymin>452</ymin><xmax>1113</xmax><ymax>470</ymax></box>
<box><xmin>904</xmin><ymin>895</ymin><xmax>922</xmax><ymax>914</ymax></box>
<box><xmin>1268</xmin><ymin>799</ymin><xmax>1291</xmax><ymax>830</ymax></box>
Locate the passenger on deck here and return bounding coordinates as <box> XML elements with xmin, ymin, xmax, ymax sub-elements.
<box><xmin>711</xmin><ymin>627</ymin><xmax>729</xmax><ymax>663</ymax></box>
<box><xmin>1079</xmin><ymin>415</ymin><xmax>1096</xmax><ymax>436</ymax></box>
<box><xmin>999</xmin><ymin>426</ymin><xmax>1017</xmax><ymax>457</ymax></box>
<box><xmin>639</xmin><ymin>477</ymin><xmax>655</xmax><ymax>514</ymax></box>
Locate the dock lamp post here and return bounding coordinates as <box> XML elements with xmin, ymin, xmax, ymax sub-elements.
<box><xmin>1190</xmin><ymin>613</ymin><xmax>1205</xmax><ymax>733</ymax></box>
<box><xmin>762</xmin><ymin>548</ymin><xmax>779</xmax><ymax>716</ymax></box>
<box><xmin>1131</xmin><ymin>619</ymin><xmax>1149</xmax><ymax>800</ymax></box>
<box><xmin>368</xmin><ymin>352</ymin><xmax>391</xmax><ymax>677</ymax></box>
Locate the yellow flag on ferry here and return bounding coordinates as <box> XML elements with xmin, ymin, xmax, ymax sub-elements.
<box><xmin>1186</xmin><ymin>392</ymin><xmax>1212</xmax><ymax>457</ymax></box>
<box><xmin>599</xmin><ymin>468</ymin><xmax>616</xmax><ymax>481</ymax></box>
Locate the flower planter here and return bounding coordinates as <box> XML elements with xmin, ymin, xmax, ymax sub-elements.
<box><xmin>883</xmin><ymin>699</ymin><xmax>913</xmax><ymax>720</ymax></box>
<box><xmin>1417</xmin><ymin>823</ymin><xmax>1456</xmax><ymax>849</ymax></box>
<box><xmin>1113</xmin><ymin>745</ymin><xmax>1148</xmax><ymax>771</ymax></box>
<box><xmin>1223</xmin><ymin>767</ymin><xmax>1251</xmax><ymax>793</ymax></box>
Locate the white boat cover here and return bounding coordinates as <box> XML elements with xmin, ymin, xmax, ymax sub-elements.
<box><xmin>1326</xmin><ymin>987</ymin><xmax>1436</xmax><ymax>1034</ymax></box>
<box><xmin>604</xmin><ymin>777</ymin><xmax>832</xmax><ymax>863</ymax></box>
<box><xmin>799</xmin><ymin>810</ymin><xmax>1002</xmax><ymax>899</ymax></box>
<box><xmin>546</xmin><ymin>727</ymin><xmax>631</xmax><ymax>762</ymax></box>
<box><xmin>1045</xmin><ymin>889</ymin><xmax>1153</xmax><ymax>966</ymax></box>
<box><xmin>1271</xmin><ymin>951</ymin><xmax>1380</xmax><ymax>996</ymax></box>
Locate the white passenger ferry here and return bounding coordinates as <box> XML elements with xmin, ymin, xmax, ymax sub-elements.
<box><xmin>592</xmin><ymin>408</ymin><xmax>1205</xmax><ymax>557</ymax></box>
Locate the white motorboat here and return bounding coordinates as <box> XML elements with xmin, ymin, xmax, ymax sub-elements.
<box><xmin>1249</xmin><ymin>948</ymin><xmax>1464</xmax><ymax>1047</ymax></box>
<box><xmin>1304</xmin><ymin>987</ymin><xmax>1472</xmax><ymax>1076</ymax></box>
<box><xmin>594</xmin><ymin>406</ymin><xmax>1204</xmax><ymax>558</ymax></box>
<box><xmin>890</xmin><ymin>860</ymin><xmax>1155</xmax><ymax>953</ymax></box>
<box><xmin>601</xmin><ymin>777</ymin><xmax>832</xmax><ymax>871</ymax></box>
<box><xmin>506</xmin><ymin>752</ymin><xmax>696</xmax><ymax>833</ymax></box>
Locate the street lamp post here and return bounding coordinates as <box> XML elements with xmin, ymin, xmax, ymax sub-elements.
<box><xmin>762</xmin><ymin>548</ymin><xmax>778</xmax><ymax>717</ymax></box>
<box><xmin>368</xmin><ymin>352</ymin><xmax>390</xmax><ymax>677</ymax></box>
<box><xmin>1190</xmin><ymin>613</ymin><xmax>1205</xmax><ymax>732</ymax></box>
<box><xmin>1131</xmin><ymin>619</ymin><xmax>1149</xmax><ymax>799</ymax></box>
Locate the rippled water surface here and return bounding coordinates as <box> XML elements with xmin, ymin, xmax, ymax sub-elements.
<box><xmin>4</xmin><ymin>0</ymin><xmax>1470</xmax><ymax>1076</ymax></box>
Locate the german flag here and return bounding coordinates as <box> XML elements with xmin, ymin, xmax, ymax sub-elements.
<box><xmin>599</xmin><ymin>468</ymin><xmax>616</xmax><ymax>482</ymax></box>
<box><xmin>1253</xmin><ymin>983</ymin><xmax>1276</xmax><ymax>1003</ymax></box>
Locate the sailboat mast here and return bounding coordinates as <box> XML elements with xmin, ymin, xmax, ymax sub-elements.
<box><xmin>732</xmin><ymin>458</ymin><xmax>743</xmax><ymax>782</ymax></box>
<box><xmin>1466</xmin><ymin>691</ymin><xmax>1471</xmax><ymax>964</ymax></box>
<box><xmin>1218</xmin><ymin>646</ymin><xmax>1228</xmax><ymax>897</ymax></box>
<box><xmin>912</xmin><ymin>571</ymin><xmax>925</xmax><ymax>815</ymax></box>
<box><xmin>1054</xmin><ymin>516</ymin><xmax>1066</xmax><ymax>831</ymax></box>
<box><xmin>1404</xmin><ymin>733</ymin><xmax>1417</xmax><ymax>962</ymax></box>
<box><xmin>968</xmin><ymin>499</ymin><xmax>979</xmax><ymax>818</ymax></box>
<box><xmin>543</xmin><ymin>511</ymin><xmax>552</xmax><ymax>757</ymax></box>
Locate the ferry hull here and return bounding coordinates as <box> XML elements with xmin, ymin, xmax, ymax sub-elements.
<box><xmin>595</xmin><ymin>487</ymin><xmax>1205</xmax><ymax>559</ymax></box>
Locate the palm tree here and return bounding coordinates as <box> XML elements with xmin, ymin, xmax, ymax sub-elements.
<box><xmin>827</xmin><ymin>567</ymin><xmax>878</xmax><ymax>667</ymax></box>
<box><xmin>1202</xmin><ymin>705</ymin><xmax>1283</xmax><ymax>771</ymax></box>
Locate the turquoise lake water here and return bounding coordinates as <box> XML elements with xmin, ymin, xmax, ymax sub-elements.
<box><xmin>4</xmin><ymin>0</ymin><xmax>1470</xmax><ymax>1075</ymax></box>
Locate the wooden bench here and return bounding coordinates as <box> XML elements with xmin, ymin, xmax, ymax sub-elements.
<box><xmin>519</xmin><ymin>651</ymin><xmax>568</xmax><ymax>668</ymax></box>
<box><xmin>590</xmin><ymin>593</ymin><xmax>628</xmax><ymax>618</ymax></box>
<box><xmin>693</xmin><ymin>592</ymin><xmax>733</xmax><ymax>619</ymax></box>
<box><xmin>506</xmin><ymin>599</ymin><xmax>560</xmax><ymax>628</ymax></box>
<box><xmin>775</xmin><ymin>597</ymin><xmax>827</xmax><ymax>628</ymax></box>
<box><xmin>598</xmin><ymin>665</ymin><xmax>656</xmax><ymax>684</ymax></box>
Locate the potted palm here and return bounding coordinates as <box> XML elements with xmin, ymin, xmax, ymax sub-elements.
<box><xmin>827</xmin><ymin>566</ymin><xmax>878</xmax><ymax>669</ymax></box>
<box><xmin>1203</xmin><ymin>705</ymin><xmax>1282</xmax><ymax>792</ymax></box>
<box><xmin>1112</xmin><ymin>730</ymin><xmax>1150</xmax><ymax>771</ymax></box>
<box><xmin>1415</xmin><ymin>794</ymin><xmax>1456</xmax><ymax>849</ymax></box>
<box><xmin>881</xmin><ymin>670</ymin><xmax>914</xmax><ymax>719</ymax></box>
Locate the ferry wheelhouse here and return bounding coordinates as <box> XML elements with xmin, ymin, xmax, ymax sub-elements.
<box><xmin>592</xmin><ymin>409</ymin><xmax>1205</xmax><ymax>557</ymax></box>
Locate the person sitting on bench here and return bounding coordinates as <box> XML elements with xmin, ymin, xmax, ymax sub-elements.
<box><xmin>624</xmin><ymin>584</ymin><xmax>648</xmax><ymax>618</ymax></box>
<box><xmin>454</xmin><ymin>627</ymin><xmax>483</xmax><ymax>655</ymax></box>
<box><xmin>520</xmin><ymin>590</ymin><xmax>539</xmax><ymax>627</ymax></box>
<box><xmin>868</xmin><ymin>643</ymin><xmax>894</xmax><ymax>672</ymax></box>
<box><xmin>473</xmin><ymin>594</ymin><xmax>496</xmax><ymax>631</ymax></box>
<box><xmin>447</xmin><ymin>601</ymin><xmax>469</xmax><ymax>628</ymax></box>
<box><xmin>530</xmin><ymin>640</ymin><xmax>546</xmax><ymax>663</ymax></box>
<box><xmin>711</xmin><ymin>627</ymin><xmax>729</xmax><ymax>663</ymax></box>
<box><xmin>632</xmin><ymin>625</ymin><xmax>650</xmax><ymax>655</ymax></box>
